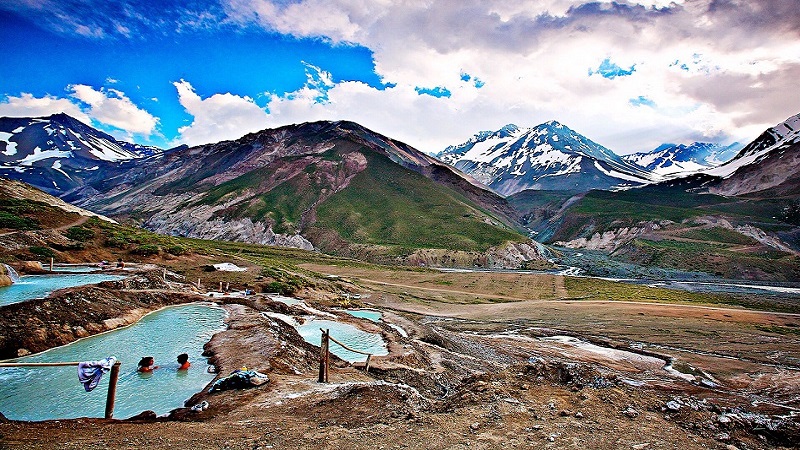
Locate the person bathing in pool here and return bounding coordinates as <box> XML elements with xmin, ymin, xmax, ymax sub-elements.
<box><xmin>177</xmin><ymin>353</ymin><xmax>191</xmax><ymax>370</ymax></box>
<box><xmin>137</xmin><ymin>356</ymin><xmax>159</xmax><ymax>372</ymax></box>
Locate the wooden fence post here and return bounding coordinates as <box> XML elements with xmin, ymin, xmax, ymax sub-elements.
<box><xmin>318</xmin><ymin>329</ymin><xmax>329</xmax><ymax>383</ymax></box>
<box><xmin>324</xmin><ymin>329</ymin><xmax>330</xmax><ymax>382</ymax></box>
<box><xmin>104</xmin><ymin>362</ymin><xmax>121</xmax><ymax>419</ymax></box>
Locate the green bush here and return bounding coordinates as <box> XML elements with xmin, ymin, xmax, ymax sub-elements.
<box><xmin>132</xmin><ymin>244</ymin><xmax>160</xmax><ymax>256</ymax></box>
<box><xmin>64</xmin><ymin>226</ymin><xmax>95</xmax><ymax>242</ymax></box>
<box><xmin>166</xmin><ymin>244</ymin><xmax>189</xmax><ymax>256</ymax></box>
<box><xmin>0</xmin><ymin>211</ymin><xmax>39</xmax><ymax>230</ymax></box>
<box><xmin>264</xmin><ymin>281</ymin><xmax>296</xmax><ymax>295</ymax></box>
<box><xmin>29</xmin><ymin>246</ymin><xmax>55</xmax><ymax>258</ymax></box>
<box><xmin>105</xmin><ymin>232</ymin><xmax>131</xmax><ymax>248</ymax></box>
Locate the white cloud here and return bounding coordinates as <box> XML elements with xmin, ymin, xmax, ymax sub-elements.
<box><xmin>68</xmin><ymin>84</ymin><xmax>159</xmax><ymax>136</ymax></box>
<box><xmin>0</xmin><ymin>93</ymin><xmax>91</xmax><ymax>123</ymax></box>
<box><xmin>219</xmin><ymin>0</ymin><xmax>800</xmax><ymax>153</ymax></box>
<box><xmin>173</xmin><ymin>80</ymin><xmax>271</xmax><ymax>146</ymax></box>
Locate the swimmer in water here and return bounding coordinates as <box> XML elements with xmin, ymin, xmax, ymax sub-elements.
<box><xmin>177</xmin><ymin>353</ymin><xmax>191</xmax><ymax>370</ymax></box>
<box><xmin>137</xmin><ymin>356</ymin><xmax>159</xmax><ymax>372</ymax></box>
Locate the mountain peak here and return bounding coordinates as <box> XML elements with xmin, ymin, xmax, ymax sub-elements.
<box><xmin>541</xmin><ymin>120</ymin><xmax>565</xmax><ymax>129</ymax></box>
<box><xmin>0</xmin><ymin>113</ymin><xmax>164</xmax><ymax>194</ymax></box>
<box><xmin>437</xmin><ymin>120</ymin><xmax>652</xmax><ymax>195</ymax></box>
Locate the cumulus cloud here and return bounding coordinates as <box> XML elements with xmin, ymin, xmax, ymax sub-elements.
<box><xmin>68</xmin><ymin>85</ymin><xmax>159</xmax><ymax>136</ymax></box>
<box><xmin>217</xmin><ymin>0</ymin><xmax>800</xmax><ymax>153</ymax></box>
<box><xmin>0</xmin><ymin>92</ymin><xmax>91</xmax><ymax>123</ymax></box>
<box><xmin>0</xmin><ymin>87</ymin><xmax>159</xmax><ymax>139</ymax></box>
<box><xmin>173</xmin><ymin>80</ymin><xmax>271</xmax><ymax>146</ymax></box>
<box><xmin>9</xmin><ymin>0</ymin><xmax>797</xmax><ymax>153</ymax></box>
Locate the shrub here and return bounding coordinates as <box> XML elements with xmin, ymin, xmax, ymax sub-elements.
<box><xmin>0</xmin><ymin>211</ymin><xmax>39</xmax><ymax>230</ymax></box>
<box><xmin>132</xmin><ymin>244</ymin><xmax>160</xmax><ymax>256</ymax></box>
<box><xmin>64</xmin><ymin>226</ymin><xmax>95</xmax><ymax>242</ymax></box>
<box><xmin>264</xmin><ymin>281</ymin><xmax>296</xmax><ymax>295</ymax></box>
<box><xmin>166</xmin><ymin>244</ymin><xmax>189</xmax><ymax>256</ymax></box>
<box><xmin>29</xmin><ymin>246</ymin><xmax>55</xmax><ymax>258</ymax></box>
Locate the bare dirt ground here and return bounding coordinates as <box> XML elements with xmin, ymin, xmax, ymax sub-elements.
<box><xmin>2</xmin><ymin>263</ymin><xmax>799</xmax><ymax>449</ymax></box>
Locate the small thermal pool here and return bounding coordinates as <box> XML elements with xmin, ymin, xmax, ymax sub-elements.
<box><xmin>0</xmin><ymin>273</ymin><xmax>126</xmax><ymax>307</ymax></box>
<box><xmin>296</xmin><ymin>319</ymin><xmax>388</xmax><ymax>363</ymax></box>
<box><xmin>344</xmin><ymin>309</ymin><xmax>382</xmax><ymax>322</ymax></box>
<box><xmin>0</xmin><ymin>304</ymin><xmax>226</xmax><ymax>420</ymax></box>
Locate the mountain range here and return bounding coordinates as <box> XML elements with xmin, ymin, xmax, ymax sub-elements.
<box><xmin>436</xmin><ymin>121</ymin><xmax>654</xmax><ymax>195</ymax></box>
<box><xmin>1</xmin><ymin>111</ymin><xmax>798</xmax><ymax>274</ymax></box>
<box><xmin>622</xmin><ymin>142</ymin><xmax>740</xmax><ymax>178</ymax></box>
<box><xmin>50</xmin><ymin>119</ymin><xmax>537</xmax><ymax>266</ymax></box>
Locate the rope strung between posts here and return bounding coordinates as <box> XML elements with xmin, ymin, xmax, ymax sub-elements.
<box><xmin>318</xmin><ymin>328</ymin><xmax>373</xmax><ymax>383</ymax></box>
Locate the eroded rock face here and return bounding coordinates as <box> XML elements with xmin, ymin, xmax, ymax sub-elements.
<box><xmin>402</xmin><ymin>240</ymin><xmax>550</xmax><ymax>270</ymax></box>
<box><xmin>147</xmin><ymin>212</ymin><xmax>314</xmax><ymax>251</ymax></box>
<box><xmin>486</xmin><ymin>241</ymin><xmax>550</xmax><ymax>269</ymax></box>
<box><xmin>555</xmin><ymin>221</ymin><xmax>670</xmax><ymax>252</ymax></box>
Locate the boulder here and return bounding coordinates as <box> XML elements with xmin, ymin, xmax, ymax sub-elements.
<box><xmin>17</xmin><ymin>260</ymin><xmax>47</xmax><ymax>274</ymax></box>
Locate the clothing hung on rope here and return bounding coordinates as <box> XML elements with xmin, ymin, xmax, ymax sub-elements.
<box><xmin>77</xmin><ymin>356</ymin><xmax>117</xmax><ymax>392</ymax></box>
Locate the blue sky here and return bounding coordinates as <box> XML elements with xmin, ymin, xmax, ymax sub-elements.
<box><xmin>1</xmin><ymin>0</ymin><xmax>799</xmax><ymax>154</ymax></box>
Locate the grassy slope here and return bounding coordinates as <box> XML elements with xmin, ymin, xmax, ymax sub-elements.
<box><xmin>188</xmin><ymin>143</ymin><xmax>525</xmax><ymax>252</ymax></box>
<box><xmin>313</xmin><ymin>151</ymin><xmax>524</xmax><ymax>252</ymax></box>
<box><xmin>545</xmin><ymin>186</ymin><xmax>800</xmax><ymax>280</ymax></box>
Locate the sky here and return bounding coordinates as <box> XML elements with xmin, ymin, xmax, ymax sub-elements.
<box><xmin>0</xmin><ymin>0</ymin><xmax>799</xmax><ymax>155</ymax></box>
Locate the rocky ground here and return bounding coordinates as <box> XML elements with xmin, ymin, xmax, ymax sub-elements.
<box><xmin>1</xmin><ymin>267</ymin><xmax>799</xmax><ymax>449</ymax></box>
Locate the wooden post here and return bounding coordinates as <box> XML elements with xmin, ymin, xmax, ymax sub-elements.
<box><xmin>197</xmin><ymin>278</ymin><xmax>201</xmax><ymax>289</ymax></box>
<box><xmin>318</xmin><ymin>329</ymin><xmax>330</xmax><ymax>383</ymax></box>
<box><xmin>104</xmin><ymin>362</ymin><xmax>121</xmax><ymax>419</ymax></box>
<box><xmin>364</xmin><ymin>354</ymin><xmax>371</xmax><ymax>374</ymax></box>
<box><xmin>324</xmin><ymin>329</ymin><xmax>330</xmax><ymax>383</ymax></box>
<box><xmin>219</xmin><ymin>281</ymin><xmax>223</xmax><ymax>292</ymax></box>
<box><xmin>49</xmin><ymin>257</ymin><xmax>54</xmax><ymax>272</ymax></box>
<box><xmin>162</xmin><ymin>268</ymin><xmax>167</xmax><ymax>282</ymax></box>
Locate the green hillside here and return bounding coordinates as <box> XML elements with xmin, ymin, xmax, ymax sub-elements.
<box><xmin>313</xmin><ymin>152</ymin><xmax>525</xmax><ymax>252</ymax></box>
<box><xmin>191</xmin><ymin>143</ymin><xmax>526</xmax><ymax>254</ymax></box>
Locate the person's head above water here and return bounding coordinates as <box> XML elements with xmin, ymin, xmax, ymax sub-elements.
<box><xmin>177</xmin><ymin>353</ymin><xmax>189</xmax><ymax>364</ymax></box>
<box><xmin>138</xmin><ymin>356</ymin><xmax>154</xmax><ymax>367</ymax></box>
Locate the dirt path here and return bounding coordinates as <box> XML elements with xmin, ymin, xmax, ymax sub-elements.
<box><xmin>0</xmin><ymin>215</ymin><xmax>89</xmax><ymax>237</ymax></box>
<box><xmin>53</xmin><ymin>215</ymin><xmax>89</xmax><ymax>232</ymax></box>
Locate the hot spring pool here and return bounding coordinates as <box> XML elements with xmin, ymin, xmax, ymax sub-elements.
<box><xmin>0</xmin><ymin>303</ymin><xmax>227</xmax><ymax>420</ymax></box>
<box><xmin>296</xmin><ymin>319</ymin><xmax>388</xmax><ymax>363</ymax></box>
<box><xmin>0</xmin><ymin>273</ymin><xmax>126</xmax><ymax>307</ymax></box>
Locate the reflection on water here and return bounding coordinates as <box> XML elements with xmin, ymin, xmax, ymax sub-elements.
<box><xmin>0</xmin><ymin>274</ymin><xmax>126</xmax><ymax>306</ymax></box>
<box><xmin>0</xmin><ymin>304</ymin><xmax>226</xmax><ymax>420</ymax></box>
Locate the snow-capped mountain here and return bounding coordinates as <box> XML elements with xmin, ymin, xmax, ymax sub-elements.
<box><xmin>623</xmin><ymin>142</ymin><xmax>740</xmax><ymax>178</ymax></box>
<box><xmin>436</xmin><ymin>121</ymin><xmax>654</xmax><ymax>195</ymax></box>
<box><xmin>706</xmin><ymin>112</ymin><xmax>800</xmax><ymax>196</ymax></box>
<box><xmin>706</xmin><ymin>112</ymin><xmax>800</xmax><ymax>179</ymax></box>
<box><xmin>0</xmin><ymin>113</ymin><xmax>163</xmax><ymax>194</ymax></box>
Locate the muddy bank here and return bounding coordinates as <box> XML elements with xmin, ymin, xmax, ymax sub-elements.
<box><xmin>0</xmin><ymin>270</ymin><xmax>205</xmax><ymax>359</ymax></box>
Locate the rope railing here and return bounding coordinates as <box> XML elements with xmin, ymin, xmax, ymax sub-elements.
<box><xmin>318</xmin><ymin>328</ymin><xmax>373</xmax><ymax>383</ymax></box>
<box><xmin>0</xmin><ymin>361</ymin><xmax>121</xmax><ymax>419</ymax></box>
